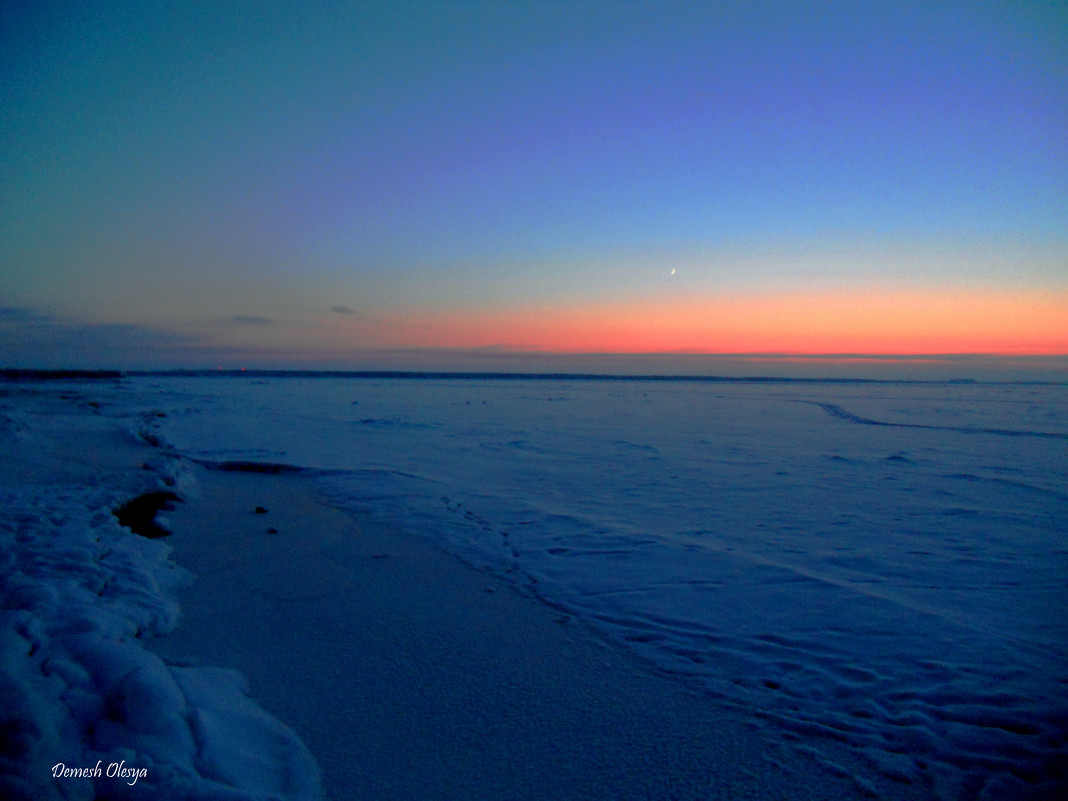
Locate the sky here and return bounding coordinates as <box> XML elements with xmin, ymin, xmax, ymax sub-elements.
<box><xmin>1</xmin><ymin>0</ymin><xmax>1066</xmax><ymax>376</ymax></box>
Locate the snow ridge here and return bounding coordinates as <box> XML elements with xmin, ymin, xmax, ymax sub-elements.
<box><xmin>0</xmin><ymin>434</ymin><xmax>321</xmax><ymax>800</ymax></box>
<box><xmin>809</xmin><ymin>401</ymin><xmax>1068</xmax><ymax>439</ymax></box>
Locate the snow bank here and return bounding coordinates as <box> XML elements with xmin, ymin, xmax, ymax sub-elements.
<box><xmin>0</xmin><ymin>387</ymin><xmax>321</xmax><ymax>801</ymax></box>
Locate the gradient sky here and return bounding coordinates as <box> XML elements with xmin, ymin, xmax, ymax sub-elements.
<box><xmin>2</xmin><ymin>1</ymin><xmax>1066</xmax><ymax>375</ymax></box>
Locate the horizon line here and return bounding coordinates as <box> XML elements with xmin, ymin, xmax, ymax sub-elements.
<box><xmin>3</xmin><ymin>367</ymin><xmax>1065</xmax><ymax>387</ymax></box>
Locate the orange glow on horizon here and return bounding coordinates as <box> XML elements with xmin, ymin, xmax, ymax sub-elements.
<box><xmin>389</xmin><ymin>288</ymin><xmax>1068</xmax><ymax>356</ymax></box>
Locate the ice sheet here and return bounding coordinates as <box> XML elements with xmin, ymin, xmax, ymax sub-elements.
<box><xmin>102</xmin><ymin>376</ymin><xmax>1068</xmax><ymax>797</ymax></box>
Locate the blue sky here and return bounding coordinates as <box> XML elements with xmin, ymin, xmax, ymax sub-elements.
<box><xmin>1</xmin><ymin>1</ymin><xmax>1066</xmax><ymax>374</ymax></box>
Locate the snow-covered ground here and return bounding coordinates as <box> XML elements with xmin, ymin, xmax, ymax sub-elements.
<box><xmin>3</xmin><ymin>374</ymin><xmax>1065</xmax><ymax>800</ymax></box>
<box><xmin>0</xmin><ymin>384</ymin><xmax>321</xmax><ymax>801</ymax></box>
<box><xmin>132</xmin><ymin>374</ymin><xmax>1067</xmax><ymax>800</ymax></box>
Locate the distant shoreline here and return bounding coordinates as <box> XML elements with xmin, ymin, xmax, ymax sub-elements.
<box><xmin>4</xmin><ymin>367</ymin><xmax>1063</xmax><ymax>386</ymax></box>
<box><xmin>0</xmin><ymin>368</ymin><xmax>125</xmax><ymax>381</ymax></box>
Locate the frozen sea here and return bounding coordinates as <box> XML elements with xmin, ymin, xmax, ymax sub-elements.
<box><xmin>7</xmin><ymin>372</ymin><xmax>1062</xmax><ymax>799</ymax></box>
<box><xmin>112</xmin><ymin>372</ymin><xmax>1068</xmax><ymax>798</ymax></box>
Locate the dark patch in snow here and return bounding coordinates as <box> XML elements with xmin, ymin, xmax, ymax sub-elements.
<box><xmin>613</xmin><ymin>439</ymin><xmax>661</xmax><ymax>455</ymax></box>
<box><xmin>200</xmin><ymin>460</ymin><xmax>305</xmax><ymax>474</ymax></box>
<box><xmin>355</xmin><ymin>416</ymin><xmax>435</xmax><ymax>430</ymax></box>
<box><xmin>114</xmin><ymin>491</ymin><xmax>181</xmax><ymax>538</ymax></box>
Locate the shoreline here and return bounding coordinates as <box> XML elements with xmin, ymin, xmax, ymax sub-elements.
<box><xmin>1</xmin><ymin>384</ymin><xmax>928</xmax><ymax>800</ymax></box>
<box><xmin>0</xmin><ymin>388</ymin><xmax>325</xmax><ymax>801</ymax></box>
<box><xmin>148</xmin><ymin>460</ymin><xmax>912</xmax><ymax>801</ymax></box>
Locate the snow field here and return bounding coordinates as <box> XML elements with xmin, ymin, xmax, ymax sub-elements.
<box><xmin>0</xmin><ymin>390</ymin><xmax>322</xmax><ymax>801</ymax></box>
<box><xmin>143</xmin><ymin>376</ymin><xmax>1067</xmax><ymax>799</ymax></box>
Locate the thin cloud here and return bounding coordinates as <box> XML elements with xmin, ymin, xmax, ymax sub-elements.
<box><xmin>330</xmin><ymin>305</ymin><xmax>357</xmax><ymax>316</ymax></box>
<box><xmin>230</xmin><ymin>315</ymin><xmax>273</xmax><ymax>325</ymax></box>
<box><xmin>0</xmin><ymin>307</ymin><xmax>204</xmax><ymax>368</ymax></box>
<box><xmin>0</xmin><ymin>307</ymin><xmax>53</xmax><ymax>323</ymax></box>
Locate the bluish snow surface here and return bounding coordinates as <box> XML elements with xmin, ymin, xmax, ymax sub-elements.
<box><xmin>131</xmin><ymin>375</ymin><xmax>1067</xmax><ymax>800</ymax></box>
<box><xmin>0</xmin><ymin>385</ymin><xmax>322</xmax><ymax>801</ymax></box>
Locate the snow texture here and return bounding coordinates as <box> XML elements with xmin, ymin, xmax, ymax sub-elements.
<box><xmin>139</xmin><ymin>375</ymin><xmax>1067</xmax><ymax>800</ymax></box>
<box><xmin>4</xmin><ymin>375</ymin><xmax>1066</xmax><ymax>800</ymax></box>
<box><xmin>0</xmin><ymin>385</ymin><xmax>321</xmax><ymax>801</ymax></box>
